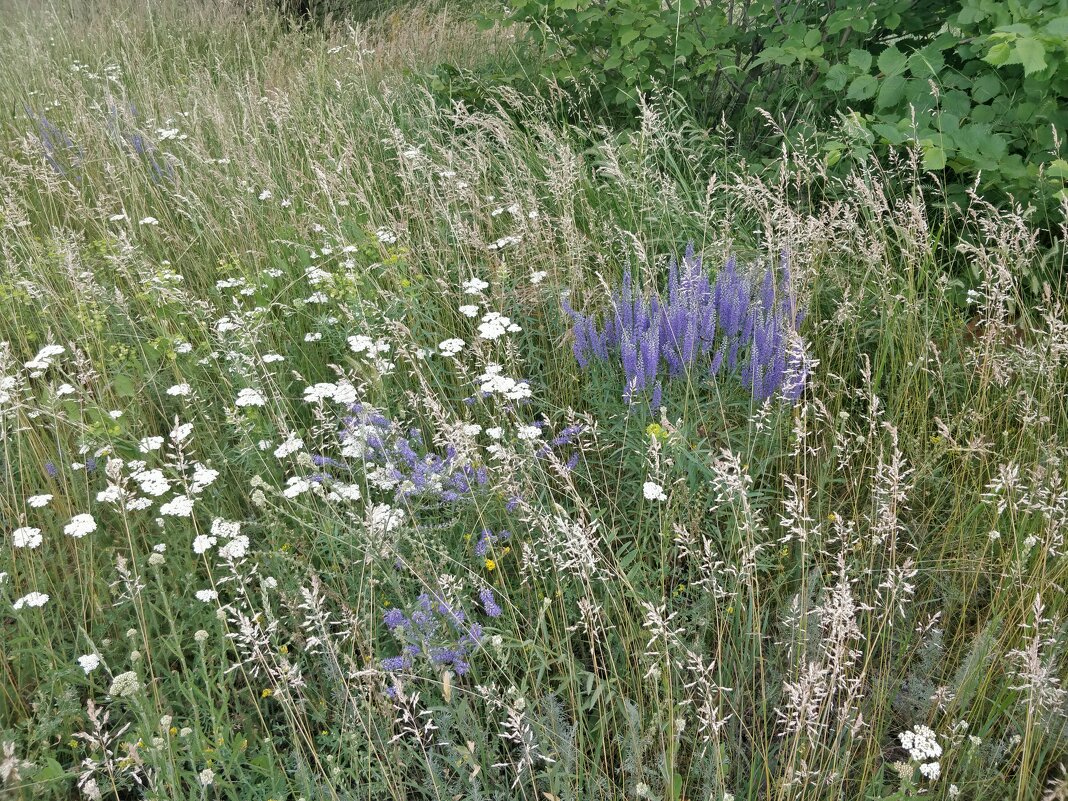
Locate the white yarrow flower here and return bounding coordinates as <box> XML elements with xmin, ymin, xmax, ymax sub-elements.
<box><xmin>235</xmin><ymin>388</ymin><xmax>266</xmax><ymax>407</ymax></box>
<box><xmin>12</xmin><ymin>591</ymin><xmax>49</xmax><ymax>610</ymax></box>
<box><xmin>78</xmin><ymin>654</ymin><xmax>101</xmax><ymax>674</ymax></box>
<box><xmin>643</xmin><ymin>482</ymin><xmax>667</xmax><ymax>502</ymax></box>
<box><xmin>12</xmin><ymin>527</ymin><xmax>42</xmax><ymax>548</ymax></box>
<box><xmin>65</xmin><ymin>514</ymin><xmax>97</xmax><ymax>538</ymax></box>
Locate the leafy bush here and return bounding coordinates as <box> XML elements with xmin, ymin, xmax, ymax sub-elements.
<box><xmin>503</xmin><ymin>0</ymin><xmax>1068</xmax><ymax>214</ymax></box>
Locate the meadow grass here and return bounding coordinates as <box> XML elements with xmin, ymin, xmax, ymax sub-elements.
<box><xmin>1</xmin><ymin>2</ymin><xmax>1067</xmax><ymax>800</ymax></box>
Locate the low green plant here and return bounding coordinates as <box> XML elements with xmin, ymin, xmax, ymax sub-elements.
<box><xmin>500</xmin><ymin>0</ymin><xmax>1068</xmax><ymax>219</ymax></box>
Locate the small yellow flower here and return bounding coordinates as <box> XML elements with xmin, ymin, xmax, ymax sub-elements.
<box><xmin>68</xmin><ymin>740</ymin><xmax>79</xmax><ymax>749</ymax></box>
<box><xmin>169</xmin><ymin>727</ymin><xmax>178</xmax><ymax>736</ymax></box>
<box><xmin>261</xmin><ymin>688</ymin><xmax>273</xmax><ymax>698</ymax></box>
<box><xmin>827</xmin><ymin>512</ymin><xmax>838</xmax><ymax>522</ymax></box>
<box><xmin>382</xmin><ymin>600</ymin><xmax>390</xmax><ymax>607</ymax></box>
<box><xmin>484</xmin><ymin>558</ymin><xmax>496</xmax><ymax>571</ymax></box>
<box><xmin>279</xmin><ymin>645</ymin><xmax>288</xmax><ymax>655</ymax></box>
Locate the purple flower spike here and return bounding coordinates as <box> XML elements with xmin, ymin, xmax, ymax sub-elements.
<box><xmin>563</xmin><ymin>246</ymin><xmax>807</xmax><ymax>407</ymax></box>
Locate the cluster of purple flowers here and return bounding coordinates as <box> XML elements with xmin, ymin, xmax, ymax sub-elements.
<box><xmin>338</xmin><ymin>404</ymin><xmax>488</xmax><ymax>503</ymax></box>
<box><xmin>535</xmin><ymin>423</ymin><xmax>584</xmax><ymax>471</ymax></box>
<box><xmin>26</xmin><ymin>109</ymin><xmax>82</xmax><ymax>180</ymax></box>
<box><xmin>103</xmin><ymin>104</ymin><xmax>175</xmax><ymax>184</ymax></box>
<box><xmin>563</xmin><ymin>245</ymin><xmax>810</xmax><ymax>405</ymax></box>
<box><xmin>474</xmin><ymin>528</ymin><xmax>511</xmax><ymax>558</ymax></box>
<box><xmin>382</xmin><ymin>592</ymin><xmax>491</xmax><ymax>676</ymax></box>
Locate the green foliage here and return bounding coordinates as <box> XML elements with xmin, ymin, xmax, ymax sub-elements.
<box><xmin>502</xmin><ymin>0</ymin><xmax>1068</xmax><ymax>215</ymax></box>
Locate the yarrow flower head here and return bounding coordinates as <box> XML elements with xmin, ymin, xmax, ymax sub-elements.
<box><xmin>12</xmin><ymin>591</ymin><xmax>49</xmax><ymax>610</ymax></box>
<box><xmin>235</xmin><ymin>388</ymin><xmax>266</xmax><ymax>407</ymax></box>
<box><xmin>64</xmin><ymin>514</ymin><xmax>97</xmax><ymax>538</ymax></box>
<box><xmin>78</xmin><ymin>654</ymin><xmax>101</xmax><ymax>674</ymax></box>
<box><xmin>643</xmin><ymin>481</ymin><xmax>667</xmax><ymax>502</ymax></box>
<box><xmin>12</xmin><ymin>527</ymin><xmax>42</xmax><ymax>548</ymax></box>
<box><xmin>898</xmin><ymin>724</ymin><xmax>942</xmax><ymax>762</ymax></box>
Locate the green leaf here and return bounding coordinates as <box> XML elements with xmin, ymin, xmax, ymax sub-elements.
<box><xmin>878</xmin><ymin>46</ymin><xmax>907</xmax><ymax>76</ymax></box>
<box><xmin>33</xmin><ymin>757</ymin><xmax>66</xmax><ymax>784</ymax></box>
<box><xmin>983</xmin><ymin>42</ymin><xmax>1012</xmax><ymax>67</ymax></box>
<box><xmin>847</xmin><ymin>74</ymin><xmax>878</xmax><ymax>101</ymax></box>
<box><xmin>971</xmin><ymin>73</ymin><xmax>1001</xmax><ymax>103</ymax></box>
<box><xmin>923</xmin><ymin>145</ymin><xmax>947</xmax><ymax>170</ymax></box>
<box><xmin>876</xmin><ymin>74</ymin><xmax>906</xmax><ymax>109</ymax></box>
<box><xmin>825</xmin><ymin>63</ymin><xmax>850</xmax><ymax>91</ymax></box>
<box><xmin>1048</xmin><ymin>159</ymin><xmax>1068</xmax><ymax>179</ymax></box>
<box><xmin>672</xmin><ymin>772</ymin><xmax>684</xmax><ymax>801</ymax></box>
<box><xmin>1013</xmin><ymin>38</ymin><xmax>1047</xmax><ymax>76</ymax></box>
<box><xmin>1045</xmin><ymin>16</ymin><xmax>1068</xmax><ymax>37</ymax></box>
<box><xmin>619</xmin><ymin>26</ymin><xmax>640</xmax><ymax>46</ymax></box>
<box><xmin>848</xmin><ymin>49</ymin><xmax>872</xmax><ymax>72</ymax></box>
<box><xmin>112</xmin><ymin>374</ymin><xmax>138</xmax><ymax>398</ymax></box>
<box><xmin>873</xmin><ymin>122</ymin><xmax>908</xmax><ymax>145</ymax></box>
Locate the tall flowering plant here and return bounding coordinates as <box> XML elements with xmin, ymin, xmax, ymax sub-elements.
<box><xmin>563</xmin><ymin>245</ymin><xmax>810</xmax><ymax>406</ymax></box>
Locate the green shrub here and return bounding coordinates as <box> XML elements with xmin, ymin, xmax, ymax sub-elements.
<box><xmin>502</xmin><ymin>0</ymin><xmax>1068</xmax><ymax>216</ymax></box>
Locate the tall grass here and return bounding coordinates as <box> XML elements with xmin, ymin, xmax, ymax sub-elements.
<box><xmin>1</xmin><ymin>2</ymin><xmax>1066</xmax><ymax>800</ymax></box>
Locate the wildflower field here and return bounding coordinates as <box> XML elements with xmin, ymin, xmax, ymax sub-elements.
<box><xmin>1</xmin><ymin>2</ymin><xmax>1068</xmax><ymax>800</ymax></box>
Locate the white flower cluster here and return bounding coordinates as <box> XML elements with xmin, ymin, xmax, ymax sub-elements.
<box><xmin>478</xmin><ymin>365</ymin><xmax>532</xmax><ymax>401</ymax></box>
<box><xmin>12</xmin><ymin>591</ymin><xmax>49</xmax><ymax>610</ymax></box>
<box><xmin>643</xmin><ymin>482</ymin><xmax>667</xmax><ymax>502</ymax></box>
<box><xmin>25</xmin><ymin>344</ymin><xmax>65</xmax><ymax>373</ymax></box>
<box><xmin>12</xmin><ymin>527</ymin><xmax>42</xmax><ymax>549</ymax></box>
<box><xmin>235</xmin><ymin>387</ymin><xmax>266</xmax><ymax>407</ymax></box>
<box><xmin>348</xmin><ymin>335</ymin><xmax>394</xmax><ymax>374</ymax></box>
<box><xmin>478</xmin><ymin>311</ymin><xmax>521</xmax><ymax>340</ymax></box>
<box><xmin>64</xmin><ymin>514</ymin><xmax>97</xmax><ymax>538</ymax></box>
<box><xmin>899</xmin><ymin>724</ymin><xmax>942</xmax><ymax>782</ymax></box>
<box><xmin>303</xmin><ymin>381</ymin><xmax>357</xmax><ymax>405</ymax></box>
<box><xmin>438</xmin><ymin>338</ymin><xmax>465</xmax><ymax>357</ymax></box>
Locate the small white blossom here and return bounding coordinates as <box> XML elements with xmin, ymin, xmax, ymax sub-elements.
<box><xmin>139</xmin><ymin>436</ymin><xmax>164</xmax><ymax>453</ymax></box>
<box><xmin>12</xmin><ymin>591</ymin><xmax>49</xmax><ymax>610</ymax></box>
<box><xmin>78</xmin><ymin>654</ymin><xmax>101</xmax><ymax>674</ymax></box>
<box><xmin>235</xmin><ymin>388</ymin><xmax>266</xmax><ymax>407</ymax></box>
<box><xmin>438</xmin><ymin>338</ymin><xmax>465</xmax><ymax>357</ymax></box>
<box><xmin>12</xmin><ymin>527</ymin><xmax>42</xmax><ymax>548</ymax></box>
<box><xmin>160</xmin><ymin>495</ymin><xmax>194</xmax><ymax>517</ymax></box>
<box><xmin>643</xmin><ymin>482</ymin><xmax>667</xmax><ymax>502</ymax></box>
<box><xmin>193</xmin><ymin>535</ymin><xmax>216</xmax><ymax>555</ymax></box>
<box><xmin>462</xmin><ymin>277</ymin><xmax>488</xmax><ymax>294</ymax></box>
<box><xmin>65</xmin><ymin>514</ymin><xmax>97</xmax><ymax>538</ymax></box>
